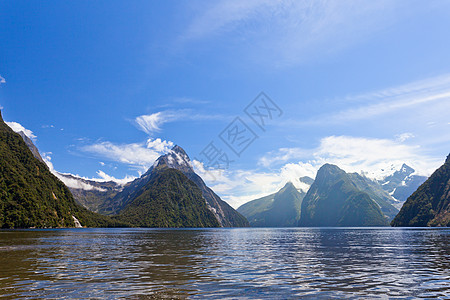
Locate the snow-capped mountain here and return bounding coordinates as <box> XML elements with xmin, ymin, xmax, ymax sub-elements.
<box><xmin>378</xmin><ymin>163</ymin><xmax>427</xmax><ymax>204</ymax></box>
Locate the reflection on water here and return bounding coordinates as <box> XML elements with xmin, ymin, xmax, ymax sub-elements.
<box><xmin>0</xmin><ymin>228</ymin><xmax>448</xmax><ymax>299</ymax></box>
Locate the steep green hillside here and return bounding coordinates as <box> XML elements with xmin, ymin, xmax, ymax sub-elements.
<box><xmin>0</xmin><ymin>111</ymin><xmax>125</xmax><ymax>228</ymax></box>
<box><xmin>299</xmin><ymin>164</ymin><xmax>389</xmax><ymax>227</ymax></box>
<box><xmin>238</xmin><ymin>182</ymin><xmax>305</xmax><ymax>227</ymax></box>
<box><xmin>116</xmin><ymin>168</ymin><xmax>220</xmax><ymax>227</ymax></box>
<box><xmin>391</xmin><ymin>154</ymin><xmax>450</xmax><ymax>227</ymax></box>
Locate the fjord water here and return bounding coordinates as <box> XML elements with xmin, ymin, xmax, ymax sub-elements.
<box><xmin>0</xmin><ymin>228</ymin><xmax>448</xmax><ymax>299</ymax></box>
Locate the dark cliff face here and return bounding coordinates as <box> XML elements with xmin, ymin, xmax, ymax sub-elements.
<box><xmin>103</xmin><ymin>145</ymin><xmax>249</xmax><ymax>227</ymax></box>
<box><xmin>391</xmin><ymin>155</ymin><xmax>450</xmax><ymax>227</ymax></box>
<box><xmin>299</xmin><ymin>164</ymin><xmax>389</xmax><ymax>227</ymax></box>
<box><xmin>0</xmin><ymin>110</ymin><xmax>122</xmax><ymax>228</ymax></box>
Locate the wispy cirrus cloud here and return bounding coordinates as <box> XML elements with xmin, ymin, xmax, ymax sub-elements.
<box><xmin>135</xmin><ymin>109</ymin><xmax>228</xmax><ymax>135</ymax></box>
<box><xmin>284</xmin><ymin>73</ymin><xmax>450</xmax><ymax>127</ymax></box>
<box><xmin>180</xmin><ymin>0</ymin><xmax>409</xmax><ymax>66</ymax></box>
<box><xmin>0</xmin><ymin>75</ymin><xmax>5</xmax><ymax>85</ymax></box>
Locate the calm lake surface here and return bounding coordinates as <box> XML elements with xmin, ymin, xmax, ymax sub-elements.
<box><xmin>0</xmin><ymin>228</ymin><xmax>448</xmax><ymax>299</ymax></box>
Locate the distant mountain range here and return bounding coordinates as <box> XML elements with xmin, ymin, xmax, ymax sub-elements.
<box><xmin>237</xmin><ymin>178</ymin><xmax>312</xmax><ymax>227</ymax></box>
<box><xmin>0</xmin><ymin>111</ymin><xmax>124</xmax><ymax>228</ymax></box>
<box><xmin>391</xmin><ymin>154</ymin><xmax>450</xmax><ymax>227</ymax></box>
<box><xmin>377</xmin><ymin>163</ymin><xmax>427</xmax><ymax>206</ymax></box>
<box><xmin>56</xmin><ymin>173</ymin><xmax>123</xmax><ymax>213</ymax></box>
<box><xmin>6</xmin><ymin>109</ymin><xmax>447</xmax><ymax>228</ymax></box>
<box><xmin>240</xmin><ymin>164</ymin><xmax>406</xmax><ymax>227</ymax></box>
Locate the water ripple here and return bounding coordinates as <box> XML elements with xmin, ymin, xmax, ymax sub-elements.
<box><xmin>0</xmin><ymin>228</ymin><xmax>448</xmax><ymax>299</ymax></box>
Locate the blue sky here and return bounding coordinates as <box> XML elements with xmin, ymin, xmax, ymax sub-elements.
<box><xmin>1</xmin><ymin>1</ymin><xmax>450</xmax><ymax>207</ymax></box>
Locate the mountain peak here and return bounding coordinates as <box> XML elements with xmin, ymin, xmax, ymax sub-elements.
<box><xmin>171</xmin><ymin>145</ymin><xmax>188</xmax><ymax>156</ymax></box>
<box><xmin>155</xmin><ymin>145</ymin><xmax>192</xmax><ymax>172</ymax></box>
<box><xmin>0</xmin><ymin>110</ymin><xmax>3</xmax><ymax>122</ymax></box>
<box><xmin>282</xmin><ymin>182</ymin><xmax>295</xmax><ymax>189</ymax></box>
<box><xmin>299</xmin><ymin>176</ymin><xmax>314</xmax><ymax>185</ymax></box>
<box><xmin>400</xmin><ymin>163</ymin><xmax>414</xmax><ymax>174</ymax></box>
<box><xmin>446</xmin><ymin>153</ymin><xmax>450</xmax><ymax>164</ymax></box>
<box><xmin>318</xmin><ymin>163</ymin><xmax>345</xmax><ymax>177</ymax></box>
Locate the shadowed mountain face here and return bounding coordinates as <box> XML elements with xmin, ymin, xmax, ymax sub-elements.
<box><xmin>101</xmin><ymin>145</ymin><xmax>249</xmax><ymax>227</ymax></box>
<box><xmin>237</xmin><ymin>180</ymin><xmax>310</xmax><ymax>227</ymax></box>
<box><xmin>347</xmin><ymin>173</ymin><xmax>400</xmax><ymax>220</ymax></box>
<box><xmin>378</xmin><ymin>164</ymin><xmax>427</xmax><ymax>205</ymax></box>
<box><xmin>299</xmin><ymin>164</ymin><xmax>390</xmax><ymax>227</ymax></box>
<box><xmin>0</xmin><ymin>111</ymin><xmax>123</xmax><ymax>228</ymax></box>
<box><xmin>391</xmin><ymin>154</ymin><xmax>450</xmax><ymax>227</ymax></box>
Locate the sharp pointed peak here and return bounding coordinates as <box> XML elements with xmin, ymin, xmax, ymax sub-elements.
<box><xmin>171</xmin><ymin>144</ymin><xmax>188</xmax><ymax>155</ymax></box>
<box><xmin>446</xmin><ymin>153</ymin><xmax>450</xmax><ymax>164</ymax></box>
<box><xmin>152</xmin><ymin>144</ymin><xmax>193</xmax><ymax>172</ymax></box>
<box><xmin>399</xmin><ymin>163</ymin><xmax>414</xmax><ymax>174</ymax></box>
<box><xmin>283</xmin><ymin>181</ymin><xmax>295</xmax><ymax>188</ymax></box>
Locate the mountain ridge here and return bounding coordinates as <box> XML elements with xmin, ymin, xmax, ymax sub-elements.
<box><xmin>101</xmin><ymin>145</ymin><xmax>249</xmax><ymax>227</ymax></box>
<box><xmin>0</xmin><ymin>110</ymin><xmax>125</xmax><ymax>228</ymax></box>
<box><xmin>391</xmin><ymin>154</ymin><xmax>450</xmax><ymax>227</ymax></box>
<box><xmin>237</xmin><ymin>181</ymin><xmax>307</xmax><ymax>227</ymax></box>
<box><xmin>299</xmin><ymin>164</ymin><xmax>390</xmax><ymax>227</ymax></box>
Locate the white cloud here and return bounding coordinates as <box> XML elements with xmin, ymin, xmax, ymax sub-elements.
<box><xmin>55</xmin><ymin>173</ymin><xmax>106</xmax><ymax>192</ymax></box>
<box><xmin>135</xmin><ymin>110</ymin><xmax>228</xmax><ymax>134</ymax></box>
<box><xmin>313</xmin><ymin>136</ymin><xmax>440</xmax><ymax>179</ymax></box>
<box><xmin>135</xmin><ymin>112</ymin><xmax>173</xmax><ymax>134</ymax></box>
<box><xmin>259</xmin><ymin>135</ymin><xmax>441</xmax><ymax>179</ymax></box>
<box><xmin>81</xmin><ymin>138</ymin><xmax>174</xmax><ymax>172</ymax></box>
<box><xmin>210</xmin><ymin>134</ymin><xmax>443</xmax><ymax>208</ymax></box>
<box><xmin>181</xmin><ymin>0</ymin><xmax>407</xmax><ymax>66</ymax></box>
<box><xmin>5</xmin><ymin>121</ymin><xmax>37</xmax><ymax>141</ymax></box>
<box><xmin>258</xmin><ymin>147</ymin><xmax>311</xmax><ymax>167</ymax></box>
<box><xmin>94</xmin><ymin>170</ymin><xmax>135</xmax><ymax>186</ymax></box>
<box><xmin>44</xmin><ymin>151</ymin><xmax>135</xmax><ymax>189</ymax></box>
<box><xmin>395</xmin><ymin>133</ymin><xmax>415</xmax><ymax>142</ymax></box>
<box><xmin>42</xmin><ymin>152</ymin><xmax>54</xmax><ymax>171</ymax></box>
<box><xmin>55</xmin><ymin>170</ymin><xmax>135</xmax><ymax>191</ymax></box>
<box><xmin>0</xmin><ymin>75</ymin><xmax>5</xmax><ymax>85</ymax></box>
<box><xmin>193</xmin><ymin>159</ymin><xmax>315</xmax><ymax>209</ymax></box>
